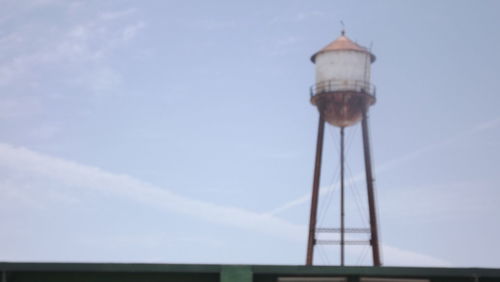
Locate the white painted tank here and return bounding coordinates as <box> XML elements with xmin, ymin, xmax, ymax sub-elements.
<box><xmin>311</xmin><ymin>31</ymin><xmax>375</xmax><ymax>94</ymax></box>
<box><xmin>310</xmin><ymin>31</ymin><xmax>376</xmax><ymax>128</ymax></box>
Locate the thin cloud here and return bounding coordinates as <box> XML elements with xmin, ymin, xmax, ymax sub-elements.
<box><xmin>0</xmin><ymin>143</ymin><xmax>304</xmax><ymax>241</ymax></box>
<box><xmin>100</xmin><ymin>8</ymin><xmax>137</xmax><ymax>21</ymax></box>
<box><xmin>0</xmin><ymin>6</ymin><xmax>145</xmax><ymax>89</ymax></box>
<box><xmin>380</xmin><ymin>180</ymin><xmax>496</xmax><ymax>222</ymax></box>
<box><xmin>296</xmin><ymin>11</ymin><xmax>326</xmax><ymax>22</ymax></box>
<box><xmin>267</xmin><ymin>116</ymin><xmax>500</xmax><ymax>215</ymax></box>
<box><xmin>0</xmin><ymin>142</ymin><xmax>452</xmax><ymax>266</ymax></box>
<box><xmin>270</xmin><ymin>11</ymin><xmax>326</xmax><ymax>25</ymax></box>
<box><xmin>474</xmin><ymin>117</ymin><xmax>500</xmax><ymax>132</ymax></box>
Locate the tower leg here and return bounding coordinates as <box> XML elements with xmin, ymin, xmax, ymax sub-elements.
<box><xmin>361</xmin><ymin>107</ymin><xmax>382</xmax><ymax>266</ymax></box>
<box><xmin>340</xmin><ymin>127</ymin><xmax>345</xmax><ymax>266</ymax></box>
<box><xmin>306</xmin><ymin>115</ymin><xmax>325</xmax><ymax>266</ymax></box>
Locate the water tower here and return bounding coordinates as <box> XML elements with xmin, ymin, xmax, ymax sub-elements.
<box><xmin>306</xmin><ymin>30</ymin><xmax>381</xmax><ymax>266</ymax></box>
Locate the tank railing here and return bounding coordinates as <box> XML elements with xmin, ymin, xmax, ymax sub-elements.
<box><xmin>310</xmin><ymin>79</ymin><xmax>376</xmax><ymax>98</ymax></box>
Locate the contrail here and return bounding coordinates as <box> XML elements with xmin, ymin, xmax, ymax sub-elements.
<box><xmin>267</xmin><ymin>117</ymin><xmax>500</xmax><ymax>215</ymax></box>
<box><xmin>0</xmin><ymin>143</ymin><xmax>305</xmax><ymax>241</ymax></box>
<box><xmin>0</xmin><ymin>142</ymin><xmax>455</xmax><ymax>266</ymax></box>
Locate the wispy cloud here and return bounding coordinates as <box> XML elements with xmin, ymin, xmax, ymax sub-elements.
<box><xmin>27</xmin><ymin>0</ymin><xmax>66</xmax><ymax>7</ymax></box>
<box><xmin>270</xmin><ymin>11</ymin><xmax>326</xmax><ymax>25</ymax></box>
<box><xmin>0</xmin><ymin>143</ymin><xmax>304</xmax><ymax>241</ymax></box>
<box><xmin>295</xmin><ymin>11</ymin><xmax>326</xmax><ymax>22</ymax></box>
<box><xmin>0</xmin><ymin>6</ymin><xmax>145</xmax><ymax>93</ymax></box>
<box><xmin>0</xmin><ymin>142</ymin><xmax>452</xmax><ymax>266</ymax></box>
<box><xmin>381</xmin><ymin>180</ymin><xmax>496</xmax><ymax>222</ymax></box>
<box><xmin>267</xmin><ymin>116</ymin><xmax>500</xmax><ymax>215</ymax></box>
<box><xmin>100</xmin><ymin>8</ymin><xmax>137</xmax><ymax>21</ymax></box>
<box><xmin>189</xmin><ymin>18</ymin><xmax>239</xmax><ymax>31</ymax></box>
<box><xmin>474</xmin><ymin>117</ymin><xmax>500</xmax><ymax>132</ymax></box>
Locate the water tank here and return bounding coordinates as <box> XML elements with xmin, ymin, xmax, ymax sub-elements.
<box><xmin>310</xmin><ymin>32</ymin><xmax>376</xmax><ymax>127</ymax></box>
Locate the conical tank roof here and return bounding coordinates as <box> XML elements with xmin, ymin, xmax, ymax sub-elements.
<box><xmin>311</xmin><ymin>31</ymin><xmax>376</xmax><ymax>63</ymax></box>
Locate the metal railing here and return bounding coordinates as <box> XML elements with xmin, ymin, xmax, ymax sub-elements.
<box><xmin>310</xmin><ymin>79</ymin><xmax>376</xmax><ymax>98</ymax></box>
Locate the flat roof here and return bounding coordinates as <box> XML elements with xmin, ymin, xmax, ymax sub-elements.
<box><xmin>1</xmin><ymin>263</ymin><xmax>499</xmax><ymax>282</ymax></box>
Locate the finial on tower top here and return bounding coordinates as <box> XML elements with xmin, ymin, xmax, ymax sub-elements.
<box><xmin>340</xmin><ymin>20</ymin><xmax>345</xmax><ymax>36</ymax></box>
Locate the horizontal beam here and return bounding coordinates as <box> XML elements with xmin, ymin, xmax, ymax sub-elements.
<box><xmin>316</xmin><ymin>228</ymin><xmax>370</xmax><ymax>233</ymax></box>
<box><xmin>316</xmin><ymin>240</ymin><xmax>370</xmax><ymax>245</ymax></box>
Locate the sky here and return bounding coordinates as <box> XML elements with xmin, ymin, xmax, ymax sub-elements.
<box><xmin>0</xmin><ymin>0</ymin><xmax>499</xmax><ymax>268</ymax></box>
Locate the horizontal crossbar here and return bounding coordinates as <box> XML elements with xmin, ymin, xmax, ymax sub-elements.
<box><xmin>316</xmin><ymin>228</ymin><xmax>370</xmax><ymax>233</ymax></box>
<box><xmin>315</xmin><ymin>240</ymin><xmax>370</xmax><ymax>246</ymax></box>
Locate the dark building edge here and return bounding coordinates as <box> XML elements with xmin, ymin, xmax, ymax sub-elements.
<box><xmin>1</xmin><ymin>263</ymin><xmax>500</xmax><ymax>282</ymax></box>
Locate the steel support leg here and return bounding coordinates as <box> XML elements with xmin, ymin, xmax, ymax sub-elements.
<box><xmin>340</xmin><ymin>127</ymin><xmax>345</xmax><ymax>266</ymax></box>
<box><xmin>306</xmin><ymin>116</ymin><xmax>325</xmax><ymax>266</ymax></box>
<box><xmin>361</xmin><ymin>107</ymin><xmax>382</xmax><ymax>266</ymax></box>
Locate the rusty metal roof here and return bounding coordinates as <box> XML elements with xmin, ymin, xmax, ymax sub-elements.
<box><xmin>311</xmin><ymin>32</ymin><xmax>376</xmax><ymax>63</ymax></box>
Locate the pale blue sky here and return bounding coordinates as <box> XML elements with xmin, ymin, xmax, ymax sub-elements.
<box><xmin>0</xmin><ymin>0</ymin><xmax>499</xmax><ymax>267</ymax></box>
